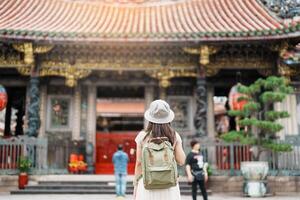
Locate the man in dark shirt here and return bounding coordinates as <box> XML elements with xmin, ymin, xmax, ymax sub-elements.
<box><xmin>185</xmin><ymin>139</ymin><xmax>208</xmax><ymax>200</ymax></box>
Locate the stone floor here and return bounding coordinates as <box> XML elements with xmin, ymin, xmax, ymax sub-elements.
<box><xmin>0</xmin><ymin>193</ymin><xmax>300</xmax><ymax>200</ymax></box>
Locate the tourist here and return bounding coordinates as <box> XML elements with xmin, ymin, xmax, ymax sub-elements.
<box><xmin>133</xmin><ymin>99</ymin><xmax>186</xmax><ymax>200</ymax></box>
<box><xmin>186</xmin><ymin>139</ymin><xmax>208</xmax><ymax>200</ymax></box>
<box><xmin>112</xmin><ymin>144</ymin><xmax>129</xmax><ymax>199</ymax></box>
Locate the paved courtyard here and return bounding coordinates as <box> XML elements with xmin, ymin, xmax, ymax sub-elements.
<box><xmin>0</xmin><ymin>194</ymin><xmax>300</xmax><ymax>200</ymax></box>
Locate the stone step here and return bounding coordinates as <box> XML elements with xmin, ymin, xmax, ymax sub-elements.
<box><xmin>38</xmin><ymin>180</ymin><xmax>193</xmax><ymax>186</ymax></box>
<box><xmin>11</xmin><ymin>180</ymin><xmax>212</xmax><ymax>195</ymax></box>
<box><xmin>25</xmin><ymin>184</ymin><xmax>195</xmax><ymax>190</ymax></box>
<box><xmin>11</xmin><ymin>189</ymin><xmax>130</xmax><ymax>195</ymax></box>
<box><xmin>12</xmin><ymin>189</ymin><xmax>210</xmax><ymax>195</ymax></box>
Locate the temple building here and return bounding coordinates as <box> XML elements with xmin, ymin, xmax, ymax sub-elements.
<box><xmin>0</xmin><ymin>0</ymin><xmax>299</xmax><ymax>174</ymax></box>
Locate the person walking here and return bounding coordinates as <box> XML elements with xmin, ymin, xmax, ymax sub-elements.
<box><xmin>112</xmin><ymin>144</ymin><xmax>129</xmax><ymax>199</ymax></box>
<box><xmin>133</xmin><ymin>99</ymin><xmax>186</xmax><ymax>200</ymax></box>
<box><xmin>185</xmin><ymin>139</ymin><xmax>208</xmax><ymax>200</ymax></box>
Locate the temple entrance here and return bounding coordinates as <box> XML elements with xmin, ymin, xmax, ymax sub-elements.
<box><xmin>95</xmin><ymin>86</ymin><xmax>144</xmax><ymax>174</ymax></box>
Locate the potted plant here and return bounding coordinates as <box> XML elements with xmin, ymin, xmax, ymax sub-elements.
<box><xmin>18</xmin><ymin>156</ymin><xmax>31</xmax><ymax>189</ymax></box>
<box><xmin>221</xmin><ymin>76</ymin><xmax>293</xmax><ymax>197</ymax></box>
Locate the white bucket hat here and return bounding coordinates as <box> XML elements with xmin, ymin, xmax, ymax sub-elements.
<box><xmin>144</xmin><ymin>99</ymin><xmax>175</xmax><ymax>124</ymax></box>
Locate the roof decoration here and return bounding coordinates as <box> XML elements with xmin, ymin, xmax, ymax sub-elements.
<box><xmin>282</xmin><ymin>43</ymin><xmax>300</xmax><ymax>65</ymax></box>
<box><xmin>0</xmin><ymin>0</ymin><xmax>299</xmax><ymax>42</ymax></box>
<box><xmin>260</xmin><ymin>0</ymin><xmax>300</xmax><ymax>18</ymax></box>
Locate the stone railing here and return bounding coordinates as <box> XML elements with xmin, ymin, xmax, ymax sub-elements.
<box><xmin>196</xmin><ymin>140</ymin><xmax>300</xmax><ymax>176</ymax></box>
<box><xmin>0</xmin><ymin>136</ymin><xmax>48</xmax><ymax>174</ymax></box>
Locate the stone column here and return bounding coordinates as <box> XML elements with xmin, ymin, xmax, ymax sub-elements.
<box><xmin>206</xmin><ymin>84</ymin><xmax>217</xmax><ymax>167</ymax></box>
<box><xmin>144</xmin><ymin>86</ymin><xmax>154</xmax><ymax>128</ymax></box>
<box><xmin>275</xmin><ymin>94</ymin><xmax>298</xmax><ymax>140</ymax></box>
<box><xmin>86</xmin><ymin>85</ymin><xmax>96</xmax><ymax>173</ymax></box>
<box><xmin>38</xmin><ymin>85</ymin><xmax>47</xmax><ymax>138</ymax></box>
<box><xmin>207</xmin><ymin>85</ymin><xmax>215</xmax><ymax>138</ymax></box>
<box><xmin>26</xmin><ymin>76</ymin><xmax>40</xmax><ymax>137</ymax></box>
<box><xmin>194</xmin><ymin>77</ymin><xmax>207</xmax><ymax>137</ymax></box>
<box><xmin>72</xmin><ymin>85</ymin><xmax>81</xmax><ymax>141</ymax></box>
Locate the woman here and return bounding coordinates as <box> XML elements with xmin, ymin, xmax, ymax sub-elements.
<box><xmin>134</xmin><ymin>99</ymin><xmax>186</xmax><ymax>200</ymax></box>
<box><xmin>185</xmin><ymin>140</ymin><xmax>208</xmax><ymax>200</ymax></box>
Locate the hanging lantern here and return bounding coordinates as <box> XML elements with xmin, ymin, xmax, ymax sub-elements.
<box><xmin>229</xmin><ymin>84</ymin><xmax>247</xmax><ymax>111</ymax></box>
<box><xmin>0</xmin><ymin>85</ymin><xmax>7</xmax><ymax>111</ymax></box>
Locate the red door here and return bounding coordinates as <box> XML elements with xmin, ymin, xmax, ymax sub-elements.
<box><xmin>95</xmin><ymin>132</ymin><xmax>137</xmax><ymax>174</ymax></box>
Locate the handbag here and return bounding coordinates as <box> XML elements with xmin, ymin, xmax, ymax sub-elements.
<box><xmin>192</xmin><ymin>170</ymin><xmax>204</xmax><ymax>181</ymax></box>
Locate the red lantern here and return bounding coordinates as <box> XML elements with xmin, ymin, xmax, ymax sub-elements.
<box><xmin>229</xmin><ymin>85</ymin><xmax>247</xmax><ymax>111</ymax></box>
<box><xmin>0</xmin><ymin>85</ymin><xmax>7</xmax><ymax>111</ymax></box>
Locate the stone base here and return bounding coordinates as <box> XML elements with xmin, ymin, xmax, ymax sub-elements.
<box><xmin>207</xmin><ymin>176</ymin><xmax>300</xmax><ymax>193</ymax></box>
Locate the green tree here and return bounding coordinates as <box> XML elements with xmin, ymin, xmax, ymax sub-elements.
<box><xmin>221</xmin><ymin>76</ymin><xmax>293</xmax><ymax>161</ymax></box>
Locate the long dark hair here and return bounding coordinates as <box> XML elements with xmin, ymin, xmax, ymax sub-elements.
<box><xmin>144</xmin><ymin>122</ymin><xmax>176</xmax><ymax>146</ymax></box>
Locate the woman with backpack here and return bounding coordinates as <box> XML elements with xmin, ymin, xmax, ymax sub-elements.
<box><xmin>133</xmin><ymin>99</ymin><xmax>186</xmax><ymax>200</ymax></box>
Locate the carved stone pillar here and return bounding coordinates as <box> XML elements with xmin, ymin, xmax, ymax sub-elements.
<box><xmin>27</xmin><ymin>77</ymin><xmax>40</xmax><ymax>137</ymax></box>
<box><xmin>38</xmin><ymin>85</ymin><xmax>47</xmax><ymax>138</ymax></box>
<box><xmin>72</xmin><ymin>86</ymin><xmax>81</xmax><ymax>141</ymax></box>
<box><xmin>183</xmin><ymin>45</ymin><xmax>219</xmax><ymax>137</ymax></box>
<box><xmin>194</xmin><ymin>77</ymin><xmax>207</xmax><ymax>136</ymax></box>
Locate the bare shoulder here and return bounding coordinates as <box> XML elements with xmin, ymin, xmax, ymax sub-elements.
<box><xmin>135</xmin><ymin>130</ymin><xmax>148</xmax><ymax>144</ymax></box>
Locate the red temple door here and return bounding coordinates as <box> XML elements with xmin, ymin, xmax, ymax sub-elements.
<box><xmin>95</xmin><ymin>132</ymin><xmax>137</xmax><ymax>174</ymax></box>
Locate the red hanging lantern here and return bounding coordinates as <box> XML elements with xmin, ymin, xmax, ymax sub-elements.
<box><xmin>229</xmin><ymin>85</ymin><xmax>247</xmax><ymax>111</ymax></box>
<box><xmin>0</xmin><ymin>85</ymin><xmax>7</xmax><ymax>111</ymax></box>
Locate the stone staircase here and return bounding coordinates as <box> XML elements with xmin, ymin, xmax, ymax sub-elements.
<box><xmin>11</xmin><ymin>180</ymin><xmax>211</xmax><ymax>195</ymax></box>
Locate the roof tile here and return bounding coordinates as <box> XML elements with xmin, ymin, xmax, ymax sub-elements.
<box><xmin>0</xmin><ymin>0</ymin><xmax>298</xmax><ymax>42</ymax></box>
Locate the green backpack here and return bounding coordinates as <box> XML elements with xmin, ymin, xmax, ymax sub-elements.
<box><xmin>142</xmin><ymin>137</ymin><xmax>178</xmax><ymax>190</ymax></box>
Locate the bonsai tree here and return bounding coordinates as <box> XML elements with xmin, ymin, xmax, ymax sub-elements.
<box><xmin>221</xmin><ymin>76</ymin><xmax>293</xmax><ymax>161</ymax></box>
<box><xmin>18</xmin><ymin>156</ymin><xmax>32</xmax><ymax>174</ymax></box>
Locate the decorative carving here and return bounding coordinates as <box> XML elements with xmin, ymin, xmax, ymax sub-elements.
<box><xmin>205</xmin><ymin>68</ymin><xmax>220</xmax><ymax>77</ymax></box>
<box><xmin>0</xmin><ymin>57</ymin><xmax>27</xmax><ymax>67</ymax></box>
<box><xmin>13</xmin><ymin>43</ymin><xmax>54</xmax><ymax>54</ymax></box>
<box><xmin>146</xmin><ymin>68</ymin><xmax>197</xmax><ymax>88</ymax></box>
<box><xmin>17</xmin><ymin>67</ymin><xmax>31</xmax><ymax>75</ymax></box>
<box><xmin>12</xmin><ymin>43</ymin><xmax>54</xmax><ymax>67</ymax></box>
<box><xmin>26</xmin><ymin>77</ymin><xmax>40</xmax><ymax>137</ymax></box>
<box><xmin>194</xmin><ymin>78</ymin><xmax>207</xmax><ymax>136</ymax></box>
<box><xmin>204</xmin><ymin>57</ymin><xmax>273</xmax><ymax>77</ymax></box>
<box><xmin>34</xmin><ymin>45</ymin><xmax>54</xmax><ymax>54</ymax></box>
<box><xmin>40</xmin><ymin>63</ymin><xmax>92</xmax><ymax>87</ymax></box>
<box><xmin>184</xmin><ymin>45</ymin><xmax>220</xmax><ymax>65</ymax></box>
<box><xmin>13</xmin><ymin>43</ymin><xmax>34</xmax><ymax>65</ymax></box>
<box><xmin>269</xmin><ymin>42</ymin><xmax>290</xmax><ymax>58</ymax></box>
<box><xmin>278</xmin><ymin>64</ymin><xmax>299</xmax><ymax>77</ymax></box>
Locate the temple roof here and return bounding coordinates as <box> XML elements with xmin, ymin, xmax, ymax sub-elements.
<box><xmin>0</xmin><ymin>0</ymin><xmax>299</xmax><ymax>43</ymax></box>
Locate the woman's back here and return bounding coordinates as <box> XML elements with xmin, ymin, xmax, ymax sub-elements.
<box><xmin>133</xmin><ymin>100</ymin><xmax>186</xmax><ymax>200</ymax></box>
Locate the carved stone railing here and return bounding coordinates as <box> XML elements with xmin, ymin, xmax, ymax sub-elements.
<box><xmin>0</xmin><ymin>136</ymin><xmax>48</xmax><ymax>174</ymax></box>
